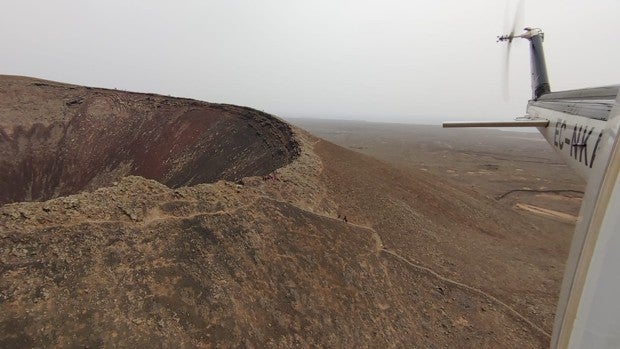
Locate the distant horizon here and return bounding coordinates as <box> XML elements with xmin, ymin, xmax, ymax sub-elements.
<box><xmin>284</xmin><ymin>115</ymin><xmax>540</xmax><ymax>133</ymax></box>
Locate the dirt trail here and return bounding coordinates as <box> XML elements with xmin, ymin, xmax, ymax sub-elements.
<box><xmin>347</xmin><ymin>222</ymin><xmax>551</xmax><ymax>338</ymax></box>
<box><xmin>312</xmin><ymin>136</ymin><xmax>566</xmax><ymax>344</ymax></box>
<box><xmin>258</xmin><ymin>189</ymin><xmax>553</xmax><ymax>340</ymax></box>
<box><xmin>515</xmin><ymin>203</ymin><xmax>578</xmax><ymax>223</ymax></box>
<box><xmin>496</xmin><ymin>189</ymin><xmax>584</xmax><ymax>200</ymax></box>
<box><xmin>380</xmin><ymin>249</ymin><xmax>551</xmax><ymax>338</ymax></box>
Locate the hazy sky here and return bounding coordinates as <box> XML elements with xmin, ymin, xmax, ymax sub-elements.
<box><xmin>2</xmin><ymin>0</ymin><xmax>619</xmax><ymax>123</ymax></box>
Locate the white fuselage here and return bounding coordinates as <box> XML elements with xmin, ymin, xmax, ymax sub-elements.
<box><xmin>536</xmin><ymin>91</ymin><xmax>620</xmax><ymax>348</ymax></box>
<box><xmin>528</xmin><ymin>105</ymin><xmax>607</xmax><ymax>181</ymax></box>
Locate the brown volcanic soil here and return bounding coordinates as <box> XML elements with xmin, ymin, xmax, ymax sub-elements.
<box><xmin>0</xmin><ymin>78</ymin><xmax>577</xmax><ymax>348</ymax></box>
<box><xmin>0</xmin><ymin>76</ymin><xmax>298</xmax><ymax>205</ymax></box>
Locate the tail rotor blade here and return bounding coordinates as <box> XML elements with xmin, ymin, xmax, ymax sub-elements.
<box><xmin>503</xmin><ymin>41</ymin><xmax>512</xmax><ymax>101</ymax></box>
<box><xmin>501</xmin><ymin>0</ymin><xmax>525</xmax><ymax>101</ymax></box>
<box><xmin>512</xmin><ymin>0</ymin><xmax>525</xmax><ymax>36</ymax></box>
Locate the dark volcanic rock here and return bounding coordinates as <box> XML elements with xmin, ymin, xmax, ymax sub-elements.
<box><xmin>0</xmin><ymin>75</ymin><xmax>299</xmax><ymax>205</ymax></box>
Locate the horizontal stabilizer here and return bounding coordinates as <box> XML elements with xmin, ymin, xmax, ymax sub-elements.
<box><xmin>442</xmin><ymin>120</ymin><xmax>549</xmax><ymax>128</ymax></box>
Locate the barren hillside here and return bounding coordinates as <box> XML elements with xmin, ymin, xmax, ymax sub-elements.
<box><xmin>0</xmin><ymin>77</ymin><xmax>573</xmax><ymax>348</ymax></box>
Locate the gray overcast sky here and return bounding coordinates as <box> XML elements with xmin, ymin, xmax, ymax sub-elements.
<box><xmin>1</xmin><ymin>0</ymin><xmax>619</xmax><ymax>123</ymax></box>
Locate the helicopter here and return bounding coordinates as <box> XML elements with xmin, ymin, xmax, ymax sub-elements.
<box><xmin>443</xmin><ymin>26</ymin><xmax>620</xmax><ymax>349</ymax></box>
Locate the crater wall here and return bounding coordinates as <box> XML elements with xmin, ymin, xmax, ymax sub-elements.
<box><xmin>0</xmin><ymin>76</ymin><xmax>299</xmax><ymax>205</ymax></box>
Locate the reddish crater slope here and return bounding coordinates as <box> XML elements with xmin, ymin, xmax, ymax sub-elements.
<box><xmin>0</xmin><ymin>76</ymin><xmax>299</xmax><ymax>205</ymax></box>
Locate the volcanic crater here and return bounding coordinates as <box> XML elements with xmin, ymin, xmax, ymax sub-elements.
<box><xmin>0</xmin><ymin>76</ymin><xmax>299</xmax><ymax>205</ymax></box>
<box><xmin>0</xmin><ymin>75</ymin><xmax>578</xmax><ymax>348</ymax></box>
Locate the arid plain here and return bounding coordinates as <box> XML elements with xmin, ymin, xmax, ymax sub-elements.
<box><xmin>289</xmin><ymin>118</ymin><xmax>585</xmax><ymax>224</ymax></box>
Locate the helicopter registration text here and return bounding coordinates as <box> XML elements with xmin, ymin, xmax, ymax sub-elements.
<box><xmin>553</xmin><ymin>119</ymin><xmax>603</xmax><ymax>169</ymax></box>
